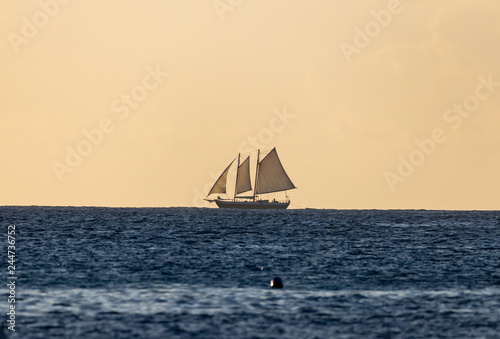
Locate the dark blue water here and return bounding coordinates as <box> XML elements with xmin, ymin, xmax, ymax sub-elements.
<box><xmin>1</xmin><ymin>207</ymin><xmax>500</xmax><ymax>338</ymax></box>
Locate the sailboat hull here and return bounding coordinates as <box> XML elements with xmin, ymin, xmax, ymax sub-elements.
<box><xmin>214</xmin><ymin>199</ymin><xmax>290</xmax><ymax>210</ymax></box>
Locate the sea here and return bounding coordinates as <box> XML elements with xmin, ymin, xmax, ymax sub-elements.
<box><xmin>1</xmin><ymin>206</ymin><xmax>500</xmax><ymax>338</ymax></box>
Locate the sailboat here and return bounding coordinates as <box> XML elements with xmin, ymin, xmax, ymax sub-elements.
<box><xmin>205</xmin><ymin>148</ymin><xmax>297</xmax><ymax>209</ymax></box>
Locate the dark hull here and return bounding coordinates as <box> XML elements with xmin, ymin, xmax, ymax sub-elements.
<box><xmin>214</xmin><ymin>199</ymin><xmax>290</xmax><ymax>210</ymax></box>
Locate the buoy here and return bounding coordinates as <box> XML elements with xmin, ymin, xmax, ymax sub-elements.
<box><xmin>270</xmin><ymin>277</ymin><xmax>283</xmax><ymax>288</ymax></box>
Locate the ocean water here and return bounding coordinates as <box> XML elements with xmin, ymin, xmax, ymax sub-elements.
<box><xmin>1</xmin><ymin>207</ymin><xmax>500</xmax><ymax>338</ymax></box>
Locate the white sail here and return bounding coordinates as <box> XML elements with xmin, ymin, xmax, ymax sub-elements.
<box><xmin>236</xmin><ymin>156</ymin><xmax>252</xmax><ymax>194</ymax></box>
<box><xmin>207</xmin><ymin>159</ymin><xmax>235</xmax><ymax>197</ymax></box>
<box><xmin>255</xmin><ymin>148</ymin><xmax>296</xmax><ymax>194</ymax></box>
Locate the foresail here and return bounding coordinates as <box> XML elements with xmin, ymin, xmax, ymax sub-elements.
<box><xmin>236</xmin><ymin>156</ymin><xmax>252</xmax><ymax>194</ymax></box>
<box><xmin>255</xmin><ymin>148</ymin><xmax>296</xmax><ymax>194</ymax></box>
<box><xmin>207</xmin><ymin>159</ymin><xmax>235</xmax><ymax>197</ymax></box>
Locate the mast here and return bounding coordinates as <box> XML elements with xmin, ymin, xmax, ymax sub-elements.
<box><xmin>253</xmin><ymin>149</ymin><xmax>260</xmax><ymax>202</ymax></box>
<box><xmin>233</xmin><ymin>153</ymin><xmax>240</xmax><ymax>201</ymax></box>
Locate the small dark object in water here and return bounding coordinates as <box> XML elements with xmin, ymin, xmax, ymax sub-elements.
<box><xmin>270</xmin><ymin>277</ymin><xmax>283</xmax><ymax>288</ymax></box>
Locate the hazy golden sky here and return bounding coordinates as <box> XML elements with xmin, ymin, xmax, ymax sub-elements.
<box><xmin>1</xmin><ymin>0</ymin><xmax>500</xmax><ymax>209</ymax></box>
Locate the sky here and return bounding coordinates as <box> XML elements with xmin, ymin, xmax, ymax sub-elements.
<box><xmin>1</xmin><ymin>0</ymin><xmax>500</xmax><ymax>209</ymax></box>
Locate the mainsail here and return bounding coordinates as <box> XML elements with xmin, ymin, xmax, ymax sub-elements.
<box><xmin>236</xmin><ymin>156</ymin><xmax>252</xmax><ymax>194</ymax></box>
<box><xmin>255</xmin><ymin>148</ymin><xmax>296</xmax><ymax>194</ymax></box>
<box><xmin>207</xmin><ymin>159</ymin><xmax>235</xmax><ymax>197</ymax></box>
